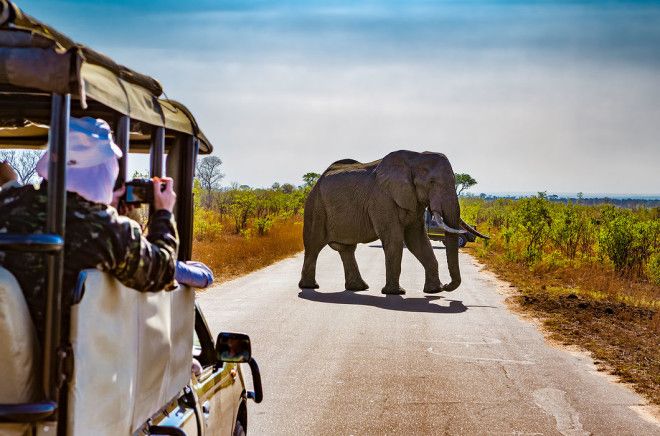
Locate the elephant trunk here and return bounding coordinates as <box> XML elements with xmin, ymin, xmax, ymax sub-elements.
<box><xmin>443</xmin><ymin>232</ymin><xmax>461</xmax><ymax>292</ymax></box>
<box><xmin>430</xmin><ymin>193</ymin><xmax>462</xmax><ymax>292</ymax></box>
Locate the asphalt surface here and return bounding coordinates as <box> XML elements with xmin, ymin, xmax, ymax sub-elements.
<box><xmin>198</xmin><ymin>244</ymin><xmax>660</xmax><ymax>435</ymax></box>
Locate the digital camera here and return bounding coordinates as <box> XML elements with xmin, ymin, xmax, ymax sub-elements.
<box><xmin>123</xmin><ymin>178</ymin><xmax>165</xmax><ymax>205</ymax></box>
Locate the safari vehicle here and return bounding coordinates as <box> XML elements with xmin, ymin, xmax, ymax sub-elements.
<box><xmin>424</xmin><ymin>209</ymin><xmax>476</xmax><ymax>248</ymax></box>
<box><xmin>0</xmin><ymin>1</ymin><xmax>262</xmax><ymax>435</ymax></box>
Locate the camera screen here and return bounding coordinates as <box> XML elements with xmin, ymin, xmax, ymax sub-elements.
<box><xmin>125</xmin><ymin>185</ymin><xmax>149</xmax><ymax>203</ymax></box>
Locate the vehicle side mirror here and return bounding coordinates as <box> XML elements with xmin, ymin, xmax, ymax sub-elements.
<box><xmin>216</xmin><ymin>332</ymin><xmax>251</xmax><ymax>363</ymax></box>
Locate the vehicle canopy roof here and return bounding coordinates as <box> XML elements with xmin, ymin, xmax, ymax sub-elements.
<box><xmin>0</xmin><ymin>0</ymin><xmax>212</xmax><ymax>153</ymax></box>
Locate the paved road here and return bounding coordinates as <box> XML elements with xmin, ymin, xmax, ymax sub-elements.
<box><xmin>198</xmin><ymin>244</ymin><xmax>659</xmax><ymax>435</ymax></box>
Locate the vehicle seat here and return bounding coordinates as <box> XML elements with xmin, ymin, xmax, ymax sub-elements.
<box><xmin>0</xmin><ymin>266</ymin><xmax>40</xmax><ymax>404</ymax></box>
<box><xmin>67</xmin><ymin>270</ymin><xmax>194</xmax><ymax>435</ymax></box>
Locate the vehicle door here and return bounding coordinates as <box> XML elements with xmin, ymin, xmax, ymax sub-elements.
<box><xmin>192</xmin><ymin>325</ymin><xmax>245</xmax><ymax>436</ymax></box>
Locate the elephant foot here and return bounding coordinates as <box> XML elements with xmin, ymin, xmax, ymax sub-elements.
<box><xmin>345</xmin><ymin>279</ymin><xmax>369</xmax><ymax>291</ymax></box>
<box><xmin>442</xmin><ymin>281</ymin><xmax>460</xmax><ymax>292</ymax></box>
<box><xmin>423</xmin><ymin>277</ymin><xmax>443</xmax><ymax>294</ymax></box>
<box><xmin>423</xmin><ymin>284</ymin><xmax>444</xmax><ymax>294</ymax></box>
<box><xmin>298</xmin><ymin>279</ymin><xmax>319</xmax><ymax>289</ymax></box>
<box><xmin>381</xmin><ymin>285</ymin><xmax>406</xmax><ymax>295</ymax></box>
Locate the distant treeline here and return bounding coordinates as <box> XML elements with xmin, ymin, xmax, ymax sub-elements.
<box><xmin>469</xmin><ymin>194</ymin><xmax>659</xmax><ymax>209</ymax></box>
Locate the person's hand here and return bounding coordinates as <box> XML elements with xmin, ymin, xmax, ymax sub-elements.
<box><xmin>111</xmin><ymin>184</ymin><xmax>125</xmax><ymax>209</ymax></box>
<box><xmin>154</xmin><ymin>177</ymin><xmax>176</xmax><ymax>213</ymax></box>
<box><xmin>0</xmin><ymin>161</ymin><xmax>18</xmax><ymax>185</ymax></box>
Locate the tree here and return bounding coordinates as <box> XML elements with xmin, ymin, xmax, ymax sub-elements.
<box><xmin>0</xmin><ymin>150</ymin><xmax>41</xmax><ymax>184</ymax></box>
<box><xmin>514</xmin><ymin>192</ymin><xmax>552</xmax><ymax>263</ymax></box>
<box><xmin>196</xmin><ymin>156</ymin><xmax>224</xmax><ymax>208</ymax></box>
<box><xmin>280</xmin><ymin>183</ymin><xmax>295</xmax><ymax>194</ymax></box>
<box><xmin>228</xmin><ymin>188</ymin><xmax>257</xmax><ymax>234</ymax></box>
<box><xmin>132</xmin><ymin>170</ymin><xmax>149</xmax><ymax>179</ymax></box>
<box><xmin>302</xmin><ymin>172</ymin><xmax>321</xmax><ymax>188</ymax></box>
<box><xmin>454</xmin><ymin>173</ymin><xmax>477</xmax><ymax>196</ymax></box>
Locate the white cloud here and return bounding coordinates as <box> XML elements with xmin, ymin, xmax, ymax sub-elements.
<box><xmin>21</xmin><ymin>0</ymin><xmax>660</xmax><ymax>194</ymax></box>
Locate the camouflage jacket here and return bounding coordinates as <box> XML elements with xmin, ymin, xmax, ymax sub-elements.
<box><xmin>0</xmin><ymin>184</ymin><xmax>178</xmax><ymax>340</ymax></box>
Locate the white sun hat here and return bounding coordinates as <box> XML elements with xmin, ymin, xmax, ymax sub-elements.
<box><xmin>36</xmin><ymin>116</ymin><xmax>123</xmax><ymax>204</ymax></box>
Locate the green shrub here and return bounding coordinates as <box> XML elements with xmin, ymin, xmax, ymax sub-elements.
<box><xmin>647</xmin><ymin>253</ymin><xmax>660</xmax><ymax>285</ymax></box>
<box><xmin>598</xmin><ymin>206</ymin><xmax>659</xmax><ymax>278</ymax></box>
<box><xmin>229</xmin><ymin>189</ymin><xmax>257</xmax><ymax>233</ymax></box>
<box><xmin>513</xmin><ymin>193</ymin><xmax>552</xmax><ymax>263</ymax></box>
<box><xmin>255</xmin><ymin>216</ymin><xmax>274</xmax><ymax>236</ymax></box>
<box><xmin>461</xmin><ymin>197</ymin><xmax>658</xmax><ymax>283</ymax></box>
<box><xmin>193</xmin><ymin>209</ymin><xmax>223</xmax><ymax>241</ymax></box>
<box><xmin>552</xmin><ymin>203</ymin><xmax>593</xmax><ymax>259</ymax></box>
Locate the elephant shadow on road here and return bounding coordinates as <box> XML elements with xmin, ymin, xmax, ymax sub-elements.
<box><xmin>298</xmin><ymin>288</ymin><xmax>467</xmax><ymax>314</ymax></box>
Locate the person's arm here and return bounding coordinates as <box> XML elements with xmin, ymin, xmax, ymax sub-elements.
<box><xmin>176</xmin><ymin>260</ymin><xmax>214</xmax><ymax>288</ymax></box>
<box><xmin>103</xmin><ymin>178</ymin><xmax>179</xmax><ymax>292</ymax></box>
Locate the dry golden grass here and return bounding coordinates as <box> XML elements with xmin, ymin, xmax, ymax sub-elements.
<box><xmin>192</xmin><ymin>216</ymin><xmax>303</xmax><ymax>283</ymax></box>
<box><xmin>471</xmin><ymin>225</ymin><xmax>660</xmax><ymax>308</ymax></box>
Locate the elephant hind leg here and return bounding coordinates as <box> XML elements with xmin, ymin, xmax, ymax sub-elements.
<box><xmin>299</xmin><ymin>242</ymin><xmax>323</xmax><ymax>289</ymax></box>
<box><xmin>299</xmin><ymin>188</ymin><xmax>326</xmax><ymax>289</ymax></box>
<box><xmin>329</xmin><ymin>242</ymin><xmax>369</xmax><ymax>291</ymax></box>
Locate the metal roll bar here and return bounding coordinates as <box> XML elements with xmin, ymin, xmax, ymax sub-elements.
<box><xmin>150</xmin><ymin>126</ymin><xmax>165</xmax><ymax>178</ymax></box>
<box><xmin>42</xmin><ymin>93</ymin><xmax>70</xmax><ymax>402</ymax></box>
<box><xmin>176</xmin><ymin>136</ymin><xmax>198</xmax><ymax>261</ymax></box>
<box><xmin>0</xmin><ymin>94</ymin><xmax>70</xmax><ymax>425</ymax></box>
<box><xmin>115</xmin><ymin>115</ymin><xmax>130</xmax><ymax>183</ymax></box>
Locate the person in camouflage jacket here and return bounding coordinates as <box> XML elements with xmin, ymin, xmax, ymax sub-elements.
<box><xmin>0</xmin><ymin>117</ymin><xmax>178</xmax><ymax>341</ymax></box>
<box><xmin>0</xmin><ymin>183</ymin><xmax>178</xmax><ymax>340</ymax></box>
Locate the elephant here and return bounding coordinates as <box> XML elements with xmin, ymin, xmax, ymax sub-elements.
<box><xmin>298</xmin><ymin>150</ymin><xmax>488</xmax><ymax>295</ymax></box>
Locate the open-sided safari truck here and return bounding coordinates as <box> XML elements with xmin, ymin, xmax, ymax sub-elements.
<box><xmin>0</xmin><ymin>1</ymin><xmax>262</xmax><ymax>434</ymax></box>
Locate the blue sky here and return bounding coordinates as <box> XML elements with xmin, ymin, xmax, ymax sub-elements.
<box><xmin>19</xmin><ymin>0</ymin><xmax>660</xmax><ymax>195</ymax></box>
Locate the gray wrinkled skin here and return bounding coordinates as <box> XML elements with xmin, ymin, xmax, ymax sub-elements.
<box><xmin>299</xmin><ymin>150</ymin><xmax>462</xmax><ymax>295</ymax></box>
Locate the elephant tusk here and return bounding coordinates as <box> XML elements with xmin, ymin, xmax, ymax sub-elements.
<box><xmin>432</xmin><ymin>213</ymin><xmax>466</xmax><ymax>234</ymax></box>
<box><xmin>460</xmin><ymin>218</ymin><xmax>490</xmax><ymax>239</ymax></box>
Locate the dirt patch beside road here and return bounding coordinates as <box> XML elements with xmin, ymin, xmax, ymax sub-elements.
<box><xmin>466</xmin><ymin>250</ymin><xmax>660</xmax><ymax>406</ymax></box>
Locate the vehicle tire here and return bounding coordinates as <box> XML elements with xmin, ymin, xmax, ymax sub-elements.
<box><xmin>233</xmin><ymin>420</ymin><xmax>246</xmax><ymax>436</ymax></box>
<box><xmin>457</xmin><ymin>235</ymin><xmax>467</xmax><ymax>248</ymax></box>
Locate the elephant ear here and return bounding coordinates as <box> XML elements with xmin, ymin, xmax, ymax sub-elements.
<box><xmin>375</xmin><ymin>151</ymin><xmax>418</xmax><ymax>211</ymax></box>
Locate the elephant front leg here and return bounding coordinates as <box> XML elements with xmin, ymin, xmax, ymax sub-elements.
<box><xmin>381</xmin><ymin>238</ymin><xmax>406</xmax><ymax>295</ymax></box>
<box><xmin>404</xmin><ymin>223</ymin><xmax>443</xmax><ymax>293</ymax></box>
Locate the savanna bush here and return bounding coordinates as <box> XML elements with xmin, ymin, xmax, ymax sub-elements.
<box><xmin>461</xmin><ymin>198</ymin><xmax>513</xmax><ymax>228</ymax></box>
<box><xmin>194</xmin><ymin>180</ymin><xmax>311</xmax><ymax>240</ymax></box>
<box><xmin>551</xmin><ymin>203</ymin><xmax>594</xmax><ymax>259</ymax></box>
<box><xmin>191</xmin><ymin>180</ymin><xmax>308</xmax><ymax>281</ymax></box>
<box><xmin>647</xmin><ymin>253</ymin><xmax>660</xmax><ymax>285</ymax></box>
<box><xmin>193</xmin><ymin>208</ymin><xmax>223</xmax><ymax>241</ymax></box>
<box><xmin>461</xmin><ymin>196</ymin><xmax>659</xmax><ymax>284</ymax></box>
<box><xmin>513</xmin><ymin>193</ymin><xmax>553</xmax><ymax>263</ymax></box>
<box><xmin>255</xmin><ymin>216</ymin><xmax>273</xmax><ymax>236</ymax></box>
<box><xmin>598</xmin><ymin>206</ymin><xmax>659</xmax><ymax>278</ymax></box>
